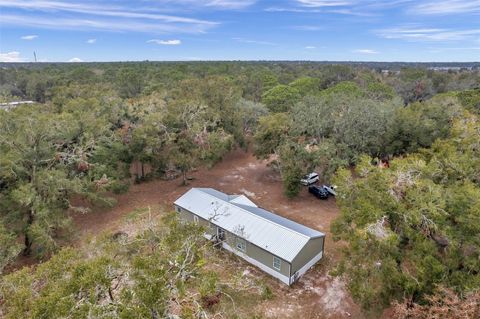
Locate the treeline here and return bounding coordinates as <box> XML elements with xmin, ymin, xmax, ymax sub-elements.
<box><xmin>1</xmin><ymin>62</ymin><xmax>479</xmax><ymax>104</ymax></box>
<box><xmin>254</xmin><ymin>81</ymin><xmax>479</xmax><ymax>197</ymax></box>
<box><xmin>0</xmin><ymin>74</ymin><xmax>254</xmax><ymax>266</ymax></box>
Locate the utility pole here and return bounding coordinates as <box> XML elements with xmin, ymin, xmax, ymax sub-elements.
<box><xmin>33</xmin><ymin>51</ymin><xmax>37</xmax><ymax>62</ymax></box>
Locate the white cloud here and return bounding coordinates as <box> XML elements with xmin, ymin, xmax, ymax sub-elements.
<box><xmin>147</xmin><ymin>39</ymin><xmax>181</xmax><ymax>45</ymax></box>
<box><xmin>353</xmin><ymin>49</ymin><xmax>378</xmax><ymax>54</ymax></box>
<box><xmin>1</xmin><ymin>14</ymin><xmax>214</xmax><ymax>34</ymax></box>
<box><xmin>0</xmin><ymin>1</ymin><xmax>218</xmax><ymax>34</ymax></box>
<box><xmin>0</xmin><ymin>51</ymin><xmax>27</xmax><ymax>62</ymax></box>
<box><xmin>140</xmin><ymin>0</ymin><xmax>256</xmax><ymax>10</ymax></box>
<box><xmin>20</xmin><ymin>34</ymin><xmax>38</xmax><ymax>40</ymax></box>
<box><xmin>232</xmin><ymin>37</ymin><xmax>277</xmax><ymax>45</ymax></box>
<box><xmin>296</xmin><ymin>0</ymin><xmax>354</xmax><ymax>7</ymax></box>
<box><xmin>377</xmin><ymin>25</ymin><xmax>480</xmax><ymax>41</ymax></box>
<box><xmin>291</xmin><ymin>25</ymin><xmax>323</xmax><ymax>31</ymax></box>
<box><xmin>0</xmin><ymin>0</ymin><xmax>257</xmax><ymax>10</ymax></box>
<box><xmin>427</xmin><ymin>46</ymin><xmax>480</xmax><ymax>53</ymax></box>
<box><xmin>86</xmin><ymin>38</ymin><xmax>96</xmax><ymax>44</ymax></box>
<box><xmin>327</xmin><ymin>8</ymin><xmax>377</xmax><ymax>16</ymax></box>
<box><xmin>265</xmin><ymin>7</ymin><xmax>309</xmax><ymax>12</ymax></box>
<box><xmin>412</xmin><ymin>0</ymin><xmax>480</xmax><ymax>15</ymax></box>
<box><xmin>68</xmin><ymin>57</ymin><xmax>83</xmax><ymax>62</ymax></box>
<box><xmin>305</xmin><ymin>46</ymin><xmax>316</xmax><ymax>49</ymax></box>
<box><xmin>266</xmin><ymin>1</ymin><xmax>380</xmax><ymax>15</ymax></box>
<box><xmin>268</xmin><ymin>1</ymin><xmax>427</xmax><ymax>17</ymax></box>
<box><xmin>203</xmin><ymin>0</ymin><xmax>256</xmax><ymax>9</ymax></box>
<box><xmin>0</xmin><ymin>1</ymin><xmax>216</xmax><ymax>24</ymax></box>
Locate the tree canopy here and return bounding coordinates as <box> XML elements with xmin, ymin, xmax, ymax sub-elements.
<box><xmin>331</xmin><ymin>112</ymin><xmax>480</xmax><ymax>310</ymax></box>
<box><xmin>0</xmin><ymin>212</ymin><xmax>220</xmax><ymax>318</ymax></box>
<box><xmin>1</xmin><ymin>61</ymin><xmax>479</xmax><ymax>317</ymax></box>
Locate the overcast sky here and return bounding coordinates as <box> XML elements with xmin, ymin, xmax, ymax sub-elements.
<box><xmin>0</xmin><ymin>0</ymin><xmax>479</xmax><ymax>62</ymax></box>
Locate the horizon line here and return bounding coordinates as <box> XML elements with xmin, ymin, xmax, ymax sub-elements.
<box><xmin>1</xmin><ymin>60</ymin><xmax>479</xmax><ymax>64</ymax></box>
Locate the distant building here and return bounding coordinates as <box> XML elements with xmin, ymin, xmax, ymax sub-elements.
<box><xmin>174</xmin><ymin>188</ymin><xmax>325</xmax><ymax>285</ymax></box>
<box><xmin>428</xmin><ymin>66</ymin><xmax>472</xmax><ymax>71</ymax></box>
<box><xmin>0</xmin><ymin>100</ymin><xmax>34</xmax><ymax>111</ymax></box>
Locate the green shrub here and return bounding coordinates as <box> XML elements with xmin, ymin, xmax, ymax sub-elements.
<box><xmin>261</xmin><ymin>285</ymin><xmax>273</xmax><ymax>300</ymax></box>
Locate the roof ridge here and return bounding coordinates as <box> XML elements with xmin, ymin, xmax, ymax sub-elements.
<box><xmin>194</xmin><ymin>188</ymin><xmax>312</xmax><ymax>240</ymax></box>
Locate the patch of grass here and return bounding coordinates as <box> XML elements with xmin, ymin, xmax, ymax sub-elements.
<box><xmin>217</xmin><ymin>285</ymin><xmax>263</xmax><ymax>319</ymax></box>
<box><xmin>123</xmin><ymin>206</ymin><xmax>160</xmax><ymax>222</ymax></box>
<box><xmin>261</xmin><ymin>284</ymin><xmax>273</xmax><ymax>300</ymax></box>
<box><xmin>109</xmin><ymin>180</ymin><xmax>131</xmax><ymax>194</ymax></box>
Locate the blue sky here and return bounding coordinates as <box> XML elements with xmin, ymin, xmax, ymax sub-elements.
<box><xmin>0</xmin><ymin>0</ymin><xmax>479</xmax><ymax>62</ymax></box>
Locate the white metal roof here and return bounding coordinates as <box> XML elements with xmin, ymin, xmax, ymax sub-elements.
<box><xmin>174</xmin><ymin>188</ymin><xmax>325</xmax><ymax>262</ymax></box>
<box><xmin>228</xmin><ymin>195</ymin><xmax>258</xmax><ymax>207</ymax></box>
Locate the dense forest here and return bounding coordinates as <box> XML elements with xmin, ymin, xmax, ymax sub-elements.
<box><xmin>0</xmin><ymin>62</ymin><xmax>479</xmax><ymax>318</ymax></box>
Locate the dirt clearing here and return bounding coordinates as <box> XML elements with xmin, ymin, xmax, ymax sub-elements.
<box><xmin>71</xmin><ymin>148</ymin><xmax>363</xmax><ymax>318</ymax></box>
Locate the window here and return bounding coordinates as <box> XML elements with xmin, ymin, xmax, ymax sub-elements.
<box><xmin>273</xmin><ymin>256</ymin><xmax>281</xmax><ymax>271</ymax></box>
<box><xmin>235</xmin><ymin>238</ymin><xmax>246</xmax><ymax>252</ymax></box>
<box><xmin>193</xmin><ymin>215</ymin><xmax>199</xmax><ymax>224</ymax></box>
<box><xmin>175</xmin><ymin>206</ymin><xmax>181</xmax><ymax>213</ymax></box>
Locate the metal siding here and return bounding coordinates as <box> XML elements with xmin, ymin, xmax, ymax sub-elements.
<box><xmin>177</xmin><ymin>207</ymin><xmax>211</xmax><ymax>227</ymax></box>
<box><xmin>221</xmin><ymin>242</ymin><xmax>291</xmax><ymax>284</ymax></box>
<box><xmin>226</xmin><ymin>231</ymin><xmax>291</xmax><ymax>277</ymax></box>
<box><xmin>177</xmin><ymin>207</ymin><xmax>194</xmax><ymax>222</ymax></box>
<box><xmin>244</xmin><ymin>241</ymin><xmax>290</xmax><ymax>277</ymax></box>
<box><xmin>174</xmin><ymin>188</ymin><xmax>323</xmax><ymax>262</ymax></box>
<box><xmin>291</xmin><ymin>237</ymin><xmax>325</xmax><ymax>274</ymax></box>
<box><xmin>177</xmin><ymin>205</ymin><xmax>292</xmax><ymax>279</ymax></box>
<box><xmin>225</xmin><ymin>230</ymin><xmax>290</xmax><ymax>278</ymax></box>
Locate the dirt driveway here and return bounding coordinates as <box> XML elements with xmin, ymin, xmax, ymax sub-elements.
<box><xmin>72</xmin><ymin>148</ymin><xmax>363</xmax><ymax>319</ymax></box>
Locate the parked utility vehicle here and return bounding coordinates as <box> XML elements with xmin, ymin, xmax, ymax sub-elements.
<box><xmin>308</xmin><ymin>185</ymin><xmax>329</xmax><ymax>199</ymax></box>
<box><xmin>322</xmin><ymin>185</ymin><xmax>337</xmax><ymax>196</ymax></box>
<box><xmin>300</xmin><ymin>172</ymin><xmax>319</xmax><ymax>185</ymax></box>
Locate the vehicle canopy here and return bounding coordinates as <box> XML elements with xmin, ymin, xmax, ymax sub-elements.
<box><xmin>304</xmin><ymin>172</ymin><xmax>318</xmax><ymax>179</ymax></box>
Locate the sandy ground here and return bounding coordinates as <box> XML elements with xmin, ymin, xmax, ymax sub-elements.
<box><xmin>75</xmin><ymin>149</ymin><xmax>341</xmax><ymax>254</ymax></box>
<box><xmin>70</xmin><ymin>148</ymin><xmax>363</xmax><ymax>318</ymax></box>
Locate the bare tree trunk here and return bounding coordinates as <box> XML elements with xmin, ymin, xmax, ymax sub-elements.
<box><xmin>23</xmin><ymin>234</ymin><xmax>32</xmax><ymax>256</ymax></box>
<box><xmin>108</xmin><ymin>287</ymin><xmax>115</xmax><ymax>302</ymax></box>
<box><xmin>24</xmin><ymin>161</ymin><xmax>36</xmax><ymax>256</ymax></box>
<box><xmin>23</xmin><ymin>209</ymin><xmax>34</xmax><ymax>256</ymax></box>
<box><xmin>182</xmin><ymin>170</ymin><xmax>188</xmax><ymax>186</ymax></box>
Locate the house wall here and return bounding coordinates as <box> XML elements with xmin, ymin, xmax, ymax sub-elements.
<box><xmin>175</xmin><ymin>205</ymin><xmax>291</xmax><ymax>282</ymax></box>
<box><xmin>232</xmin><ymin>236</ymin><xmax>290</xmax><ymax>278</ymax></box>
<box><xmin>176</xmin><ymin>205</ymin><xmax>217</xmax><ymax>238</ymax></box>
<box><xmin>291</xmin><ymin>236</ymin><xmax>324</xmax><ymax>274</ymax></box>
<box><xmin>176</xmin><ymin>206</ymin><xmax>212</xmax><ymax>228</ymax></box>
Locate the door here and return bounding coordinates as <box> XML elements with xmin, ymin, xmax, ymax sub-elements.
<box><xmin>217</xmin><ymin>227</ymin><xmax>225</xmax><ymax>241</ymax></box>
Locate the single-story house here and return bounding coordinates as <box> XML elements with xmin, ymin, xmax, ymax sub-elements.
<box><xmin>174</xmin><ymin>188</ymin><xmax>325</xmax><ymax>285</ymax></box>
